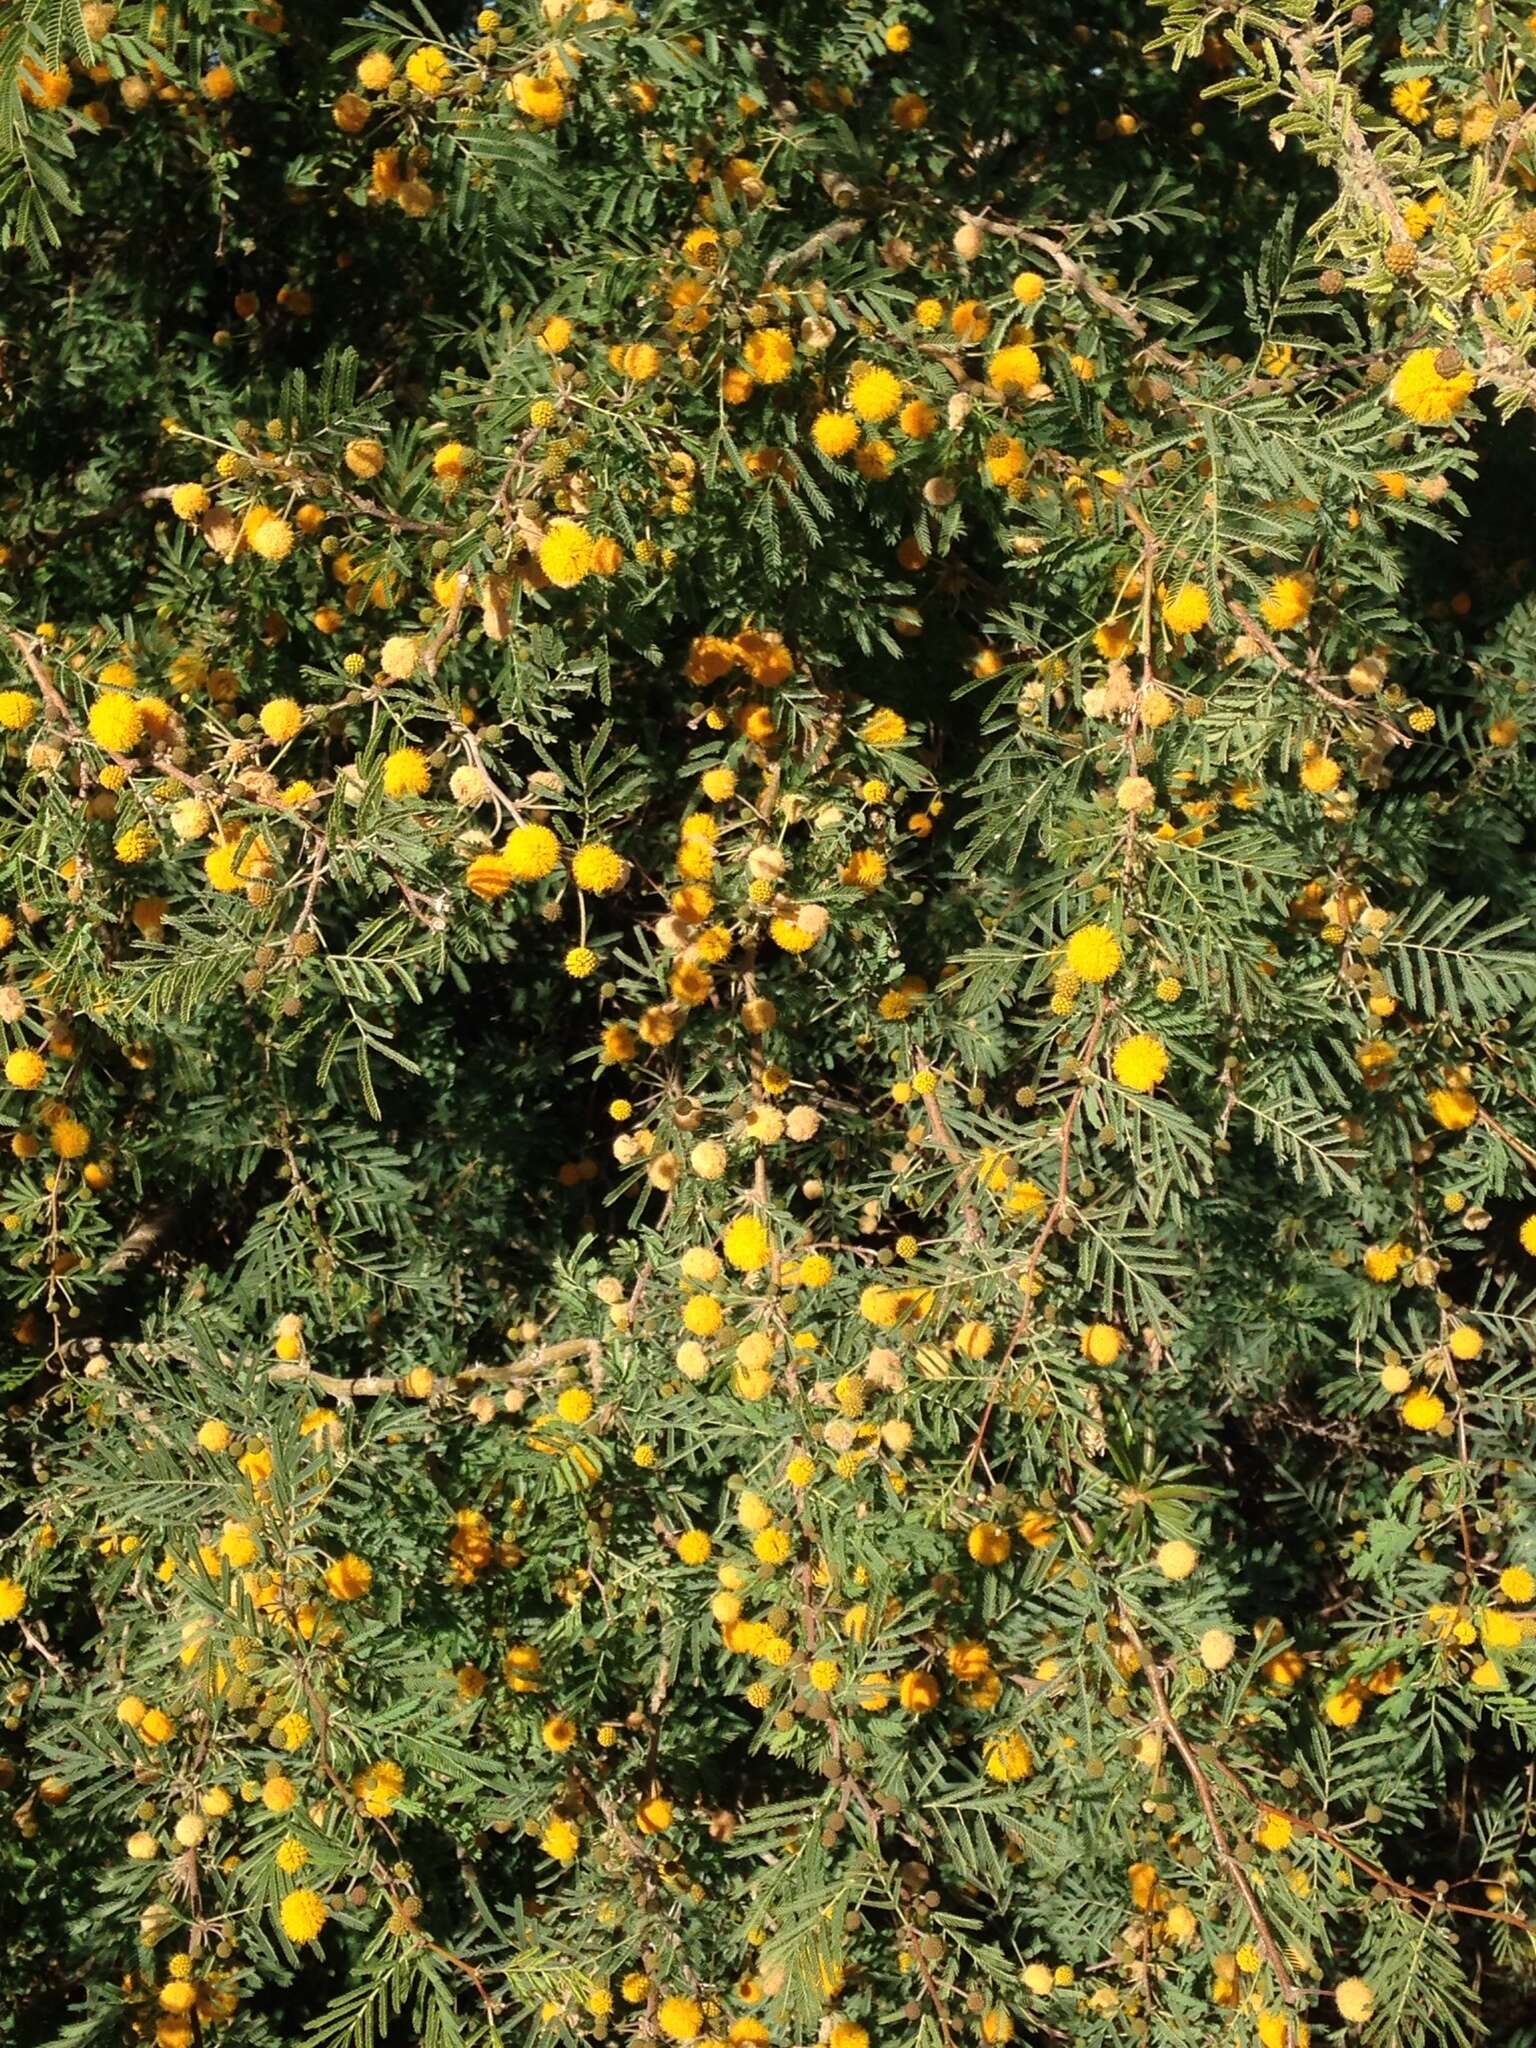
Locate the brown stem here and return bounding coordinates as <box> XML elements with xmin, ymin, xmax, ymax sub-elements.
<box><xmin>1116</xmin><ymin>1607</ymin><xmax>1301</xmax><ymax>2007</ymax></box>
<box><xmin>269</xmin><ymin>1337</ymin><xmax>600</xmax><ymax>1400</ymax></box>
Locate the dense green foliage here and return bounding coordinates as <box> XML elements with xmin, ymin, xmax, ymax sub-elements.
<box><xmin>4</xmin><ymin>5</ymin><xmax>1536</xmax><ymax>2048</ymax></box>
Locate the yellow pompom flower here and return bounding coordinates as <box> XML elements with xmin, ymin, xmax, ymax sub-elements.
<box><xmin>259</xmin><ymin>697</ymin><xmax>304</xmax><ymax>742</ymax></box>
<box><xmin>743</xmin><ymin>327</ymin><xmax>794</xmax><ymax>384</ymax></box>
<box><xmin>278</xmin><ymin>1889</ymin><xmax>329</xmax><ymax>1944</ymax></box>
<box><xmin>539</xmin><ymin>520</ymin><xmax>595</xmax><ymax>587</ymax></box>
<box><xmin>967</xmin><ymin>1522</ymin><xmax>1012</xmax><ymax>1565</ymax></box>
<box><xmin>723</xmin><ymin>1213</ymin><xmax>772</xmax><ymax>1272</ymax></box>
<box><xmin>862</xmin><ymin>707</ymin><xmax>908</xmax><ymax>746</ymax></box>
<box><xmin>1335</xmin><ymin>1978</ymin><xmax>1375</xmax><ymax>2024</ymax></box>
<box><xmin>570</xmin><ymin>842</ymin><xmax>626</xmax><ymax>893</ymax></box>
<box><xmin>541</xmin><ymin>1813</ymin><xmax>580</xmax><ymax>1861</ymax></box>
<box><xmin>467</xmin><ymin>853</ymin><xmax>515</xmax><ymax>901</ymax></box>
<box><xmin>503</xmin><ymin>823</ymin><xmax>561</xmax><ymax>880</ymax></box>
<box><xmin>405</xmin><ymin>46</ymin><xmax>452</xmax><ymax>96</ymax></box>
<box><xmin>204</xmin><ymin>829</ymin><xmax>273</xmax><ymax>894</ymax></box>
<box><xmin>1255</xmin><ymin>1810</ymin><xmax>1292</xmax><ymax>1851</ymax></box>
<box><xmin>899</xmin><ymin>1668</ymin><xmax>940</xmax><ymax>1712</ymax></box>
<box><xmin>511</xmin><ymin>72</ymin><xmax>565</xmax><ymax>124</ymax></box>
<box><xmin>88</xmin><ymin>694</ymin><xmax>145</xmax><ymax>750</ymax></box>
<box><xmin>1065</xmin><ymin>923</ymin><xmax>1122</xmax><ymax>983</ymax></box>
<box><xmin>244</xmin><ymin>508</ymin><xmax>294</xmax><ymax>561</ymax></box>
<box><xmin>683</xmin><ymin>1292</ymin><xmax>723</xmax><ymax>1338</ymax></box>
<box><xmin>1161</xmin><ymin>583</ymin><xmax>1210</xmax><ymax>635</ymax></box>
<box><xmin>170</xmin><ymin>482</ymin><xmax>209</xmax><ymax>521</ymax></box>
<box><xmin>556</xmin><ymin>1386</ymin><xmax>593</xmax><ymax>1425</ymax></box>
<box><xmin>1428</xmin><ymin>1084</ymin><xmax>1477</xmax><ymax>1131</ymax></box>
<box><xmin>848</xmin><ymin>363</ymin><xmax>902</xmax><ymax>422</ymax></box>
<box><xmin>812</xmin><ymin>411</ymin><xmax>860</xmax><ymax>458</ymax></box>
<box><xmin>322</xmin><ymin>1553</ymin><xmax>373</xmax><ymax>1601</ymax></box>
<box><xmin>1400</xmin><ymin>1387</ymin><xmax>1446</xmax><ymax>1431</ymax></box>
<box><xmin>343</xmin><ymin>436</ymin><xmax>386</xmax><ymax>478</ymax></box>
<box><xmin>983</xmin><ymin>1731</ymin><xmax>1034</xmax><ymax>1781</ymax></box>
<box><xmin>1258</xmin><ymin>572</ymin><xmax>1313</xmax><ymax>632</ymax></box>
<box><xmin>657</xmin><ymin>1996</ymin><xmax>703</xmax><ymax>2042</ymax></box>
<box><xmin>5</xmin><ymin>1048</ymin><xmax>48</xmax><ymax>1091</ymax></box>
<box><xmin>382</xmin><ymin>748</ymin><xmax>431</xmax><ymax>798</ymax></box>
<box><xmin>841</xmin><ymin>848</ymin><xmax>887</xmax><ymax>890</ymax></box>
<box><xmin>988</xmin><ymin>343</ymin><xmax>1042</xmax><ymax>395</ymax></box>
<box><xmin>1388</xmin><ymin>348</ymin><xmax>1475</xmax><ymax>425</ymax></box>
<box><xmin>113</xmin><ymin>824</ymin><xmax>155</xmax><ymax>866</ymax></box>
<box><xmin>1080</xmin><ymin>1322</ymin><xmax>1123</xmax><ymax>1366</ymax></box>
<box><xmin>1113</xmin><ymin>1033</ymin><xmax>1169</xmax><ymax>1093</ymax></box>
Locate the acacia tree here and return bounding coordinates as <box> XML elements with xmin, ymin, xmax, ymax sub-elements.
<box><xmin>3</xmin><ymin>3</ymin><xmax>1536</xmax><ymax>2046</ymax></box>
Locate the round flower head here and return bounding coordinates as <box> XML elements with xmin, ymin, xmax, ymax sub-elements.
<box><xmin>983</xmin><ymin>1731</ymin><xmax>1033</xmax><ymax>1781</ymax></box>
<box><xmin>1258</xmin><ymin>572</ymin><xmax>1313</xmax><ymax>632</ymax></box>
<box><xmin>1199</xmin><ymin>1627</ymin><xmax>1236</xmax><ymax>1670</ymax></box>
<box><xmin>503</xmin><ymin>823</ymin><xmax>561</xmax><ymax>881</ymax></box>
<box><xmin>812</xmin><ymin>411</ymin><xmax>860</xmax><ymax>458</ymax></box>
<box><xmin>1161</xmin><ymin>583</ymin><xmax>1209</xmax><ymax>635</ymax></box>
<box><xmin>1112</xmin><ymin>1033</ymin><xmax>1168</xmax><ymax>1093</ymax></box>
<box><xmin>244</xmin><ymin>508</ymin><xmax>294</xmax><ymax>562</ymax></box>
<box><xmin>657</xmin><ymin>1997</ymin><xmax>702</xmax><ymax>2042</ymax></box>
<box><xmin>539</xmin><ymin>520</ymin><xmax>594</xmax><ymax>588</ymax></box>
<box><xmin>847</xmin><ymin>363</ymin><xmax>902</xmax><ymax>422</ymax></box>
<box><xmin>862</xmin><ymin>707</ymin><xmax>907</xmax><ymax>746</ymax></box>
<box><xmin>89</xmin><ymin>695</ymin><xmax>145</xmax><ymax>751</ymax></box>
<box><xmin>722</xmin><ymin>1213</ymin><xmax>772</xmax><ymax>1272</ymax></box>
<box><xmin>405</xmin><ymin>45</ymin><xmax>451</xmax><ymax>96</ymax></box>
<box><xmin>467</xmin><ymin>853</ymin><xmax>515</xmax><ymax>901</ymax></box>
<box><xmin>259</xmin><ymin>697</ymin><xmax>303</xmax><ymax>742</ymax></box>
<box><xmin>1389</xmin><ymin>347</ymin><xmax>1475</xmax><ymax>425</ymax></box>
<box><xmin>511</xmin><ymin>72</ymin><xmax>565</xmax><ymax>123</ymax></box>
<box><xmin>323</xmin><ymin>1553</ymin><xmax>373</xmax><ymax>1601</ymax></box>
<box><xmin>541</xmin><ymin>1814</ymin><xmax>580</xmax><ymax>1861</ymax></box>
<box><xmin>1400</xmin><ymin>1387</ymin><xmax>1446</xmax><ymax>1431</ymax></box>
<box><xmin>6</xmin><ymin>1048</ymin><xmax>48</xmax><ymax>1091</ymax></box>
<box><xmin>380</xmin><ymin>634</ymin><xmax>421</xmax><ymax>680</ymax></box>
<box><xmin>382</xmin><ymin>748</ymin><xmax>431</xmax><ymax>798</ymax></box>
<box><xmin>344</xmin><ymin>437</ymin><xmax>386</xmax><ymax>478</ymax></box>
<box><xmin>1065</xmin><ymin>923</ymin><xmax>1122</xmax><ymax>983</ymax></box>
<box><xmin>743</xmin><ymin>327</ymin><xmax>794</xmax><ymax>384</ymax></box>
<box><xmin>1334</xmin><ymin>1979</ymin><xmax>1375</xmax><ymax>2024</ymax></box>
<box><xmin>570</xmin><ymin>843</ymin><xmax>626</xmax><ymax>894</ymax></box>
<box><xmin>278</xmin><ymin>1888</ymin><xmax>328</xmax><ymax>1945</ymax></box>
<box><xmin>988</xmin><ymin>342</ymin><xmax>1042</xmax><ymax>396</ymax></box>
